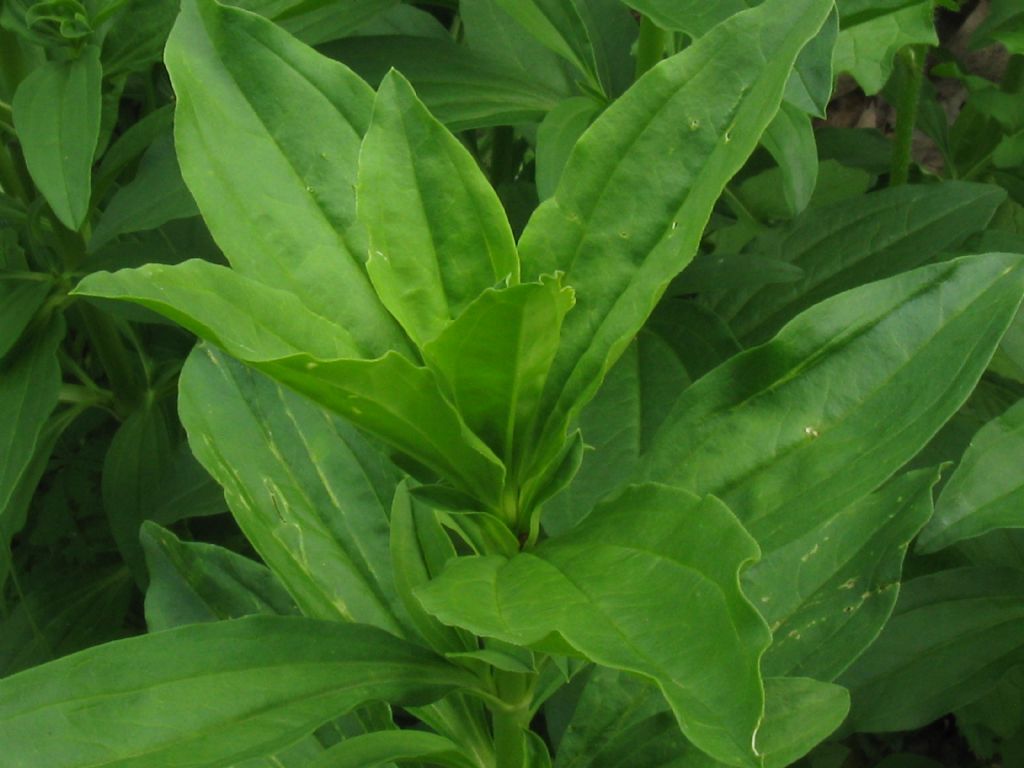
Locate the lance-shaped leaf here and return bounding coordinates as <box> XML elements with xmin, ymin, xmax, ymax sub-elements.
<box><xmin>839</xmin><ymin>567</ymin><xmax>1024</xmax><ymax>733</ymax></box>
<box><xmin>517</xmin><ymin>0</ymin><xmax>834</xmax><ymax>475</ymax></box>
<box><xmin>423</xmin><ymin>278</ymin><xmax>574</xmax><ymax>467</ymax></box>
<box><xmin>749</xmin><ymin>469</ymin><xmax>938</xmax><ymax>681</ymax></box>
<box><xmin>141</xmin><ymin>521</ymin><xmax>299</xmax><ymax>632</ymax></box>
<box><xmin>179</xmin><ymin>346</ymin><xmax>404</xmax><ymax>632</ymax></box>
<box><xmin>917</xmin><ymin>398</ymin><xmax>1024</xmax><ymax>553</ymax></box>
<box><xmin>164</xmin><ymin>0</ymin><xmax>408</xmax><ymax>356</ymax></box>
<box><xmin>709</xmin><ymin>182</ymin><xmax>1006</xmax><ymax>345</ymax></box>
<box><xmin>639</xmin><ymin>254</ymin><xmax>1024</xmax><ymax>551</ymax></box>
<box><xmin>12</xmin><ymin>46</ymin><xmax>101</xmax><ymax>230</ymax></box>
<box><xmin>0</xmin><ymin>616</ymin><xmax>476</xmax><ymax>768</ymax></box>
<box><xmin>417</xmin><ymin>484</ymin><xmax>771</xmax><ymax>768</ymax></box>
<box><xmin>77</xmin><ymin>265</ymin><xmax>505</xmax><ymax>507</ymax></box>
<box><xmin>358</xmin><ymin>70</ymin><xmax>519</xmax><ymax>348</ymax></box>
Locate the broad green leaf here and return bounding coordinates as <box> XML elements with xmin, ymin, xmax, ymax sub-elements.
<box><xmin>102</xmin><ymin>0</ymin><xmax>179</xmax><ymax>77</ymax></box>
<box><xmin>308</xmin><ymin>731</ymin><xmax>475</xmax><ymax>768</ymax></box>
<box><xmin>762</xmin><ymin>102</ymin><xmax>818</xmax><ymax>216</ymax></box>
<box><xmin>102</xmin><ymin>400</ymin><xmax>174</xmax><ymax>587</ymax></box>
<box><xmin>536</xmin><ymin>96</ymin><xmax>603</xmax><ymax>201</ymax></box>
<box><xmin>747</xmin><ymin>469</ymin><xmax>938</xmax><ymax>681</ymax></box>
<box><xmin>621</xmin><ymin>0</ymin><xmax>753</xmax><ymax>39</ymax></box>
<box><xmin>0</xmin><ymin>317</ymin><xmax>63</xmax><ymax>587</ymax></box>
<box><xmin>12</xmin><ymin>46</ymin><xmax>101</xmax><ymax>230</ymax></box>
<box><xmin>917</xmin><ymin>398</ymin><xmax>1024</xmax><ymax>553</ymax></box>
<box><xmin>89</xmin><ymin>132</ymin><xmax>198</xmax><ymax>252</ymax></box>
<box><xmin>358</xmin><ymin>70</ymin><xmax>519</xmax><ymax>348</ymax></box>
<box><xmin>709</xmin><ymin>182</ymin><xmax>1007</xmax><ymax>344</ymax></box>
<box><xmin>179</xmin><ymin>346</ymin><xmax>405</xmax><ymax>632</ymax></box>
<box><xmin>517</xmin><ymin>0</ymin><xmax>835</xmax><ymax>476</ymax></box>
<box><xmin>784</xmin><ymin>9</ymin><xmax>838</xmax><ymax>118</ymax></box>
<box><xmin>76</xmin><ymin>261</ymin><xmax>362</xmax><ymax>360</ymax></box>
<box><xmin>746</xmin><ymin>678</ymin><xmax>849</xmax><ymax>768</ymax></box>
<box><xmin>0</xmin><ymin>566</ymin><xmax>132</xmax><ymax>677</ymax></box>
<box><xmin>164</xmin><ymin>0</ymin><xmax>408</xmax><ymax>357</ymax></box>
<box><xmin>640</xmin><ymin>253</ymin><xmax>1024</xmax><ymax>551</ymax></box>
<box><xmin>423</xmin><ymin>278</ymin><xmax>574</xmax><ymax>468</ymax></box>
<box><xmin>839</xmin><ymin>567</ymin><xmax>1024</xmax><ymax>732</ymax></box>
<box><xmin>417</xmin><ymin>484</ymin><xmax>771</xmax><ymax>768</ymax></box>
<box><xmin>323</xmin><ymin>35</ymin><xmax>567</xmax><ymax>131</ymax></box>
<box><xmin>0</xmin><ymin>280</ymin><xmax>50</xmax><ymax>359</ymax></box>
<box><xmin>141</xmin><ymin>521</ymin><xmax>298</xmax><ymax>632</ymax></box>
<box><xmin>833</xmin><ymin>0</ymin><xmax>937</xmax><ymax>95</ymax></box>
<box><xmin>0</xmin><ymin>616</ymin><xmax>476</xmax><ymax>768</ymax></box>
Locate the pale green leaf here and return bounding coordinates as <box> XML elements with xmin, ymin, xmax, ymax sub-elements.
<box><xmin>12</xmin><ymin>47</ymin><xmax>101</xmax><ymax>230</ymax></box>
<box><xmin>164</xmin><ymin>0</ymin><xmax>408</xmax><ymax>357</ymax></box>
<box><xmin>517</xmin><ymin>0</ymin><xmax>835</xmax><ymax>476</ymax></box>
<box><xmin>0</xmin><ymin>616</ymin><xmax>476</xmax><ymax>768</ymax></box>
<box><xmin>417</xmin><ymin>484</ymin><xmax>770</xmax><ymax>768</ymax></box>
<box><xmin>358</xmin><ymin>70</ymin><xmax>519</xmax><ymax>347</ymax></box>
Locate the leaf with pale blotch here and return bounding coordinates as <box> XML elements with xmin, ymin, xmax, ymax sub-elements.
<box><xmin>417</xmin><ymin>484</ymin><xmax>770</xmax><ymax>768</ymax></box>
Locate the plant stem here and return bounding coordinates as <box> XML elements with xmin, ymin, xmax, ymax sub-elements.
<box><xmin>634</xmin><ymin>16</ymin><xmax>666</xmax><ymax>80</ymax></box>
<box><xmin>890</xmin><ymin>45</ymin><xmax>926</xmax><ymax>186</ymax></box>
<box><xmin>492</xmin><ymin>671</ymin><xmax>532</xmax><ymax>768</ymax></box>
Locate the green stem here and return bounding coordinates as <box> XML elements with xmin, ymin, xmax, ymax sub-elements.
<box><xmin>634</xmin><ymin>16</ymin><xmax>666</xmax><ymax>80</ymax></box>
<box><xmin>890</xmin><ymin>45</ymin><xmax>926</xmax><ymax>187</ymax></box>
<box><xmin>491</xmin><ymin>672</ymin><xmax>533</xmax><ymax>768</ymax></box>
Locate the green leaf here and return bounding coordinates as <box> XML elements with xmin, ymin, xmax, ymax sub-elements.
<box><xmin>535</xmin><ymin>96</ymin><xmax>602</xmax><ymax>201</ymax></box>
<box><xmin>12</xmin><ymin>46</ymin><xmax>101</xmax><ymax>230</ymax></box>
<box><xmin>323</xmin><ymin>35</ymin><xmax>567</xmax><ymax>131</ymax></box>
<box><xmin>308</xmin><ymin>731</ymin><xmax>475</xmax><ymax>768</ymax></box>
<box><xmin>917</xmin><ymin>398</ymin><xmax>1024</xmax><ymax>553</ymax></box>
<box><xmin>0</xmin><ymin>566</ymin><xmax>132</xmax><ymax>677</ymax></box>
<box><xmin>972</xmin><ymin>0</ymin><xmax>1024</xmax><ymax>55</ymax></box>
<box><xmin>709</xmin><ymin>182</ymin><xmax>1007</xmax><ymax>345</ymax></box>
<box><xmin>102</xmin><ymin>400</ymin><xmax>174</xmax><ymax>587</ymax></box>
<box><xmin>423</xmin><ymin>278</ymin><xmax>574</xmax><ymax>468</ymax></box>
<box><xmin>748</xmin><ymin>468</ymin><xmax>939</xmax><ymax>681</ymax></box>
<box><xmin>839</xmin><ymin>567</ymin><xmax>1024</xmax><ymax>732</ymax></box>
<box><xmin>748</xmin><ymin>678</ymin><xmax>849</xmax><ymax>768</ymax></box>
<box><xmin>89</xmin><ymin>132</ymin><xmax>198</xmax><ymax>252</ymax></box>
<box><xmin>762</xmin><ymin>102</ymin><xmax>818</xmax><ymax>216</ymax></box>
<box><xmin>517</xmin><ymin>0</ymin><xmax>835</xmax><ymax>476</ymax></box>
<box><xmin>621</xmin><ymin>0</ymin><xmax>754</xmax><ymax>39</ymax></box>
<box><xmin>0</xmin><ymin>616</ymin><xmax>476</xmax><ymax>768</ymax></box>
<box><xmin>0</xmin><ymin>280</ymin><xmax>50</xmax><ymax>360</ymax></box>
<box><xmin>141</xmin><ymin>521</ymin><xmax>299</xmax><ymax>632</ymax></box>
<box><xmin>640</xmin><ymin>253</ymin><xmax>1024</xmax><ymax>551</ymax></box>
<box><xmin>178</xmin><ymin>346</ymin><xmax>406</xmax><ymax>632</ymax></box>
<box><xmin>358</xmin><ymin>70</ymin><xmax>519</xmax><ymax>348</ymax></box>
<box><xmin>833</xmin><ymin>0</ymin><xmax>937</xmax><ymax>95</ymax></box>
<box><xmin>785</xmin><ymin>9</ymin><xmax>838</xmax><ymax>117</ymax></box>
<box><xmin>0</xmin><ymin>317</ymin><xmax>63</xmax><ymax>588</ymax></box>
<box><xmin>164</xmin><ymin>0</ymin><xmax>408</xmax><ymax>357</ymax></box>
<box><xmin>417</xmin><ymin>484</ymin><xmax>770</xmax><ymax>768</ymax></box>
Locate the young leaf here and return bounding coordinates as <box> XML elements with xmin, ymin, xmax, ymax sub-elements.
<box><xmin>417</xmin><ymin>484</ymin><xmax>771</xmax><ymax>768</ymax></box>
<box><xmin>0</xmin><ymin>616</ymin><xmax>477</xmax><ymax>768</ymax></box>
<box><xmin>141</xmin><ymin>521</ymin><xmax>299</xmax><ymax>632</ymax></box>
<box><xmin>709</xmin><ymin>181</ymin><xmax>1006</xmax><ymax>344</ymax></box>
<box><xmin>839</xmin><ymin>567</ymin><xmax>1024</xmax><ymax>733</ymax></box>
<box><xmin>164</xmin><ymin>0</ymin><xmax>409</xmax><ymax>357</ymax></box>
<box><xmin>12</xmin><ymin>46</ymin><xmax>102</xmax><ymax>230</ymax></box>
<box><xmin>917</xmin><ymin>398</ymin><xmax>1024</xmax><ymax>553</ymax></box>
<box><xmin>762</xmin><ymin>102</ymin><xmax>818</xmax><ymax>216</ymax></box>
<box><xmin>358</xmin><ymin>70</ymin><xmax>519</xmax><ymax>348</ymax></box>
<box><xmin>517</xmin><ymin>0</ymin><xmax>834</xmax><ymax>475</ymax></box>
<box><xmin>640</xmin><ymin>253</ymin><xmax>1024</xmax><ymax>551</ymax></box>
<box><xmin>178</xmin><ymin>346</ymin><xmax>405</xmax><ymax>632</ymax></box>
<box><xmin>747</xmin><ymin>468</ymin><xmax>939</xmax><ymax>681</ymax></box>
<box><xmin>422</xmin><ymin>278</ymin><xmax>574</xmax><ymax>468</ymax></box>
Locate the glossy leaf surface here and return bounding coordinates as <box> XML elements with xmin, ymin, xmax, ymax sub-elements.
<box><xmin>417</xmin><ymin>484</ymin><xmax>770</xmax><ymax>767</ymax></box>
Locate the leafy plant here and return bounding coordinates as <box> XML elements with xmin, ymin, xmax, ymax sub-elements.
<box><xmin>3</xmin><ymin>0</ymin><xmax>1024</xmax><ymax>767</ymax></box>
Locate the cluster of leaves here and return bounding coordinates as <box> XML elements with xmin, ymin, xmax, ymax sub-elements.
<box><xmin>2</xmin><ymin>0</ymin><xmax>1024</xmax><ymax>767</ymax></box>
